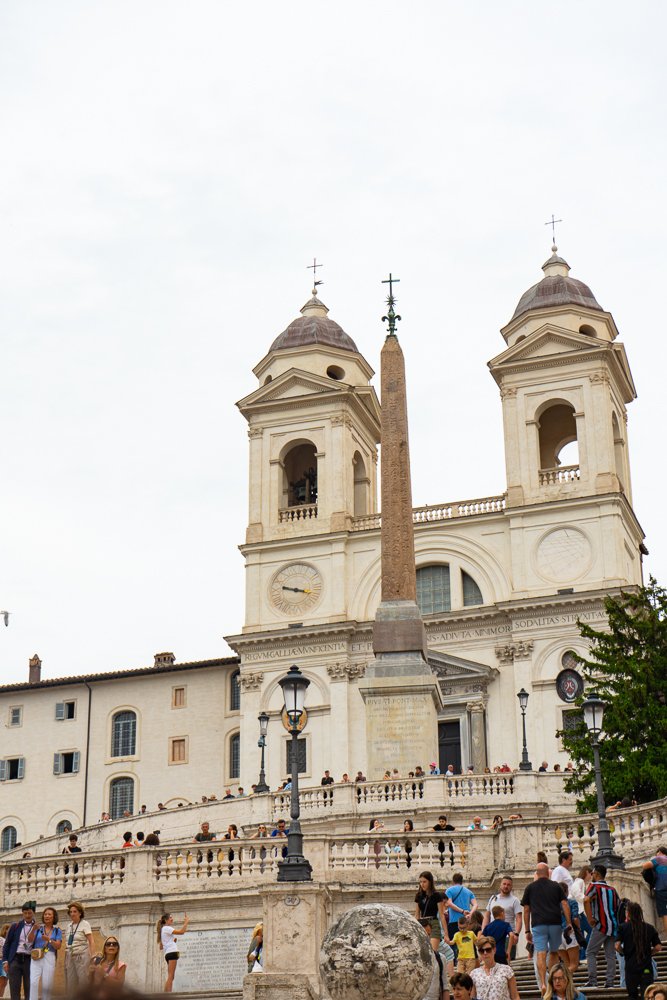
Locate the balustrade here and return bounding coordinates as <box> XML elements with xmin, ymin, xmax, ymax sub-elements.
<box><xmin>539</xmin><ymin>465</ymin><xmax>580</xmax><ymax>486</ymax></box>
<box><xmin>351</xmin><ymin>494</ymin><xmax>506</xmax><ymax>531</ymax></box>
<box><xmin>278</xmin><ymin>504</ymin><xmax>318</xmax><ymax>523</ymax></box>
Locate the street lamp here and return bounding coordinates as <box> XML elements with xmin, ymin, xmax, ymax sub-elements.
<box><xmin>582</xmin><ymin>692</ymin><xmax>625</xmax><ymax>869</ymax></box>
<box><xmin>517</xmin><ymin>688</ymin><xmax>532</xmax><ymax>771</ymax></box>
<box><xmin>255</xmin><ymin>712</ymin><xmax>270</xmax><ymax>794</ymax></box>
<box><xmin>277</xmin><ymin>664</ymin><xmax>312</xmax><ymax>882</ymax></box>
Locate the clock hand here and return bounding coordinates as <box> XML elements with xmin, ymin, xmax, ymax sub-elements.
<box><xmin>282</xmin><ymin>586</ymin><xmax>307</xmax><ymax>594</ymax></box>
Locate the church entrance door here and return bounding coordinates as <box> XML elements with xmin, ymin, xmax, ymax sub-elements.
<box><xmin>438</xmin><ymin>720</ymin><xmax>462</xmax><ymax>774</ymax></box>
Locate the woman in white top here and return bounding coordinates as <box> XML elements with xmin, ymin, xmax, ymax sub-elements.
<box><xmin>470</xmin><ymin>935</ymin><xmax>519</xmax><ymax>1000</ymax></box>
<box><xmin>157</xmin><ymin>912</ymin><xmax>189</xmax><ymax>993</ymax></box>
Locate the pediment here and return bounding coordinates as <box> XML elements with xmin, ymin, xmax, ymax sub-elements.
<box><xmin>428</xmin><ymin>651</ymin><xmax>498</xmax><ymax>689</ymax></box>
<box><xmin>237</xmin><ymin>368</ymin><xmax>347</xmax><ymax>409</ymax></box>
<box><xmin>490</xmin><ymin>325</ymin><xmax>607</xmax><ymax>368</ymax></box>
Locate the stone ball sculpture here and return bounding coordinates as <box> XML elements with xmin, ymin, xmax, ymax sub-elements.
<box><xmin>320</xmin><ymin>903</ymin><xmax>433</xmax><ymax>1000</ymax></box>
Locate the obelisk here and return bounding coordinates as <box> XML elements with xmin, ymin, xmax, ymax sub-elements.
<box><xmin>359</xmin><ymin>276</ymin><xmax>442</xmax><ymax>778</ymax></box>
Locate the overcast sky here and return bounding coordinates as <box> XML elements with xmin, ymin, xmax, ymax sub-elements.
<box><xmin>1</xmin><ymin>2</ymin><xmax>665</xmax><ymax>684</ymax></box>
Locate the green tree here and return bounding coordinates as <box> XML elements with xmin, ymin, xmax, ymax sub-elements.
<box><xmin>558</xmin><ymin>577</ymin><xmax>667</xmax><ymax>811</ymax></box>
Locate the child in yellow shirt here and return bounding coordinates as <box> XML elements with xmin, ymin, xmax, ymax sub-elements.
<box><xmin>453</xmin><ymin>918</ymin><xmax>478</xmax><ymax>974</ymax></box>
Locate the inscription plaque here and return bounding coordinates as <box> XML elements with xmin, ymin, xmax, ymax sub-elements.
<box><xmin>173</xmin><ymin>927</ymin><xmax>254</xmax><ymax>991</ymax></box>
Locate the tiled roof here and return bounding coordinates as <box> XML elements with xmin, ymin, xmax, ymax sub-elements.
<box><xmin>0</xmin><ymin>656</ymin><xmax>240</xmax><ymax>693</ymax></box>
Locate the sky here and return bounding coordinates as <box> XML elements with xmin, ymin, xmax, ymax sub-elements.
<box><xmin>1</xmin><ymin>2</ymin><xmax>666</xmax><ymax>684</ymax></box>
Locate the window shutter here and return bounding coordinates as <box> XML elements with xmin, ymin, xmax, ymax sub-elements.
<box><xmin>53</xmin><ymin>753</ymin><xmax>62</xmax><ymax>775</ymax></box>
<box><xmin>72</xmin><ymin>751</ymin><xmax>81</xmax><ymax>773</ymax></box>
<box><xmin>0</xmin><ymin>760</ymin><xmax>7</xmax><ymax>781</ymax></box>
<box><xmin>55</xmin><ymin>702</ymin><xmax>65</xmax><ymax>720</ymax></box>
<box><xmin>17</xmin><ymin>757</ymin><xmax>25</xmax><ymax>779</ymax></box>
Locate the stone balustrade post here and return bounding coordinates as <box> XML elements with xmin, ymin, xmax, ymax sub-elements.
<box><xmin>244</xmin><ymin>881</ymin><xmax>331</xmax><ymax>1000</ymax></box>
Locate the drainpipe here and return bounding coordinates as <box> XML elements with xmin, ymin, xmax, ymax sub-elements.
<box><xmin>82</xmin><ymin>681</ymin><xmax>92</xmax><ymax>827</ymax></box>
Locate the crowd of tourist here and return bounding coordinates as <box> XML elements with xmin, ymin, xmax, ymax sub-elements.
<box><xmin>410</xmin><ymin>843</ymin><xmax>667</xmax><ymax>1000</ymax></box>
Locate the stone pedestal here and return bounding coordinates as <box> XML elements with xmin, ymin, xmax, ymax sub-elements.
<box><xmin>360</xmin><ymin>669</ymin><xmax>442</xmax><ymax>779</ymax></box>
<box><xmin>253</xmin><ymin>881</ymin><xmax>331</xmax><ymax>998</ymax></box>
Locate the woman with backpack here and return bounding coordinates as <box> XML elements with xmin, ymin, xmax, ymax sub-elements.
<box><xmin>616</xmin><ymin>901</ymin><xmax>662</xmax><ymax>1000</ymax></box>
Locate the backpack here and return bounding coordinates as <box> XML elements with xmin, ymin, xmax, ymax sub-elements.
<box><xmin>641</xmin><ymin>866</ymin><xmax>657</xmax><ymax>891</ymax></box>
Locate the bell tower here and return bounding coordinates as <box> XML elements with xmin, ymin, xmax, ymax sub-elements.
<box><xmin>236</xmin><ymin>288</ymin><xmax>380</xmax><ymax>632</ymax></box>
<box><xmin>489</xmin><ymin>246</ymin><xmax>636</xmax><ymax>508</ymax></box>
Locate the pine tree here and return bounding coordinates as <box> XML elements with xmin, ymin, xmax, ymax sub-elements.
<box><xmin>558</xmin><ymin>577</ymin><xmax>667</xmax><ymax>810</ymax></box>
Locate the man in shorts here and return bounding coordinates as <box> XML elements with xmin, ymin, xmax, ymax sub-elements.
<box><xmin>521</xmin><ymin>862</ymin><xmax>571</xmax><ymax>993</ymax></box>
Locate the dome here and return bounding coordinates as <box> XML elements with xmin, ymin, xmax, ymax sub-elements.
<box><xmin>269</xmin><ymin>294</ymin><xmax>359</xmax><ymax>353</ymax></box>
<box><xmin>510</xmin><ymin>249</ymin><xmax>603</xmax><ymax>323</ymax></box>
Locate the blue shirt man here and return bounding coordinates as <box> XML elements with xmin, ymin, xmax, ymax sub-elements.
<box><xmin>446</xmin><ymin>874</ymin><xmax>477</xmax><ymax>939</ymax></box>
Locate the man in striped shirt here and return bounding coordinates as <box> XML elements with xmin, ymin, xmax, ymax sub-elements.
<box><xmin>584</xmin><ymin>863</ymin><xmax>620</xmax><ymax>988</ymax></box>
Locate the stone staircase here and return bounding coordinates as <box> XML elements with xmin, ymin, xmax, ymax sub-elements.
<box><xmin>144</xmin><ymin>946</ymin><xmax>667</xmax><ymax>999</ymax></box>
<box><xmin>511</xmin><ymin>942</ymin><xmax>667</xmax><ymax>999</ymax></box>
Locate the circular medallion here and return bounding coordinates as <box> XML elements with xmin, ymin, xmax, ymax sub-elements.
<box><xmin>269</xmin><ymin>563</ymin><xmax>323</xmax><ymax>615</ymax></box>
<box><xmin>556</xmin><ymin>668</ymin><xmax>584</xmax><ymax>703</ymax></box>
<box><xmin>536</xmin><ymin>528</ymin><xmax>591</xmax><ymax>583</ymax></box>
<box><xmin>281</xmin><ymin>707</ymin><xmax>308</xmax><ymax>732</ymax></box>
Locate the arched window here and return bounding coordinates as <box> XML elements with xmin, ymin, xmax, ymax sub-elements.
<box><xmin>56</xmin><ymin>819</ymin><xmax>73</xmax><ymax>835</ymax></box>
<box><xmin>111</xmin><ymin>711</ymin><xmax>137</xmax><ymax>757</ymax></box>
<box><xmin>283</xmin><ymin>443</ymin><xmax>318</xmax><ymax>507</ymax></box>
<box><xmin>353</xmin><ymin>451</ymin><xmax>370</xmax><ymax>517</ymax></box>
<box><xmin>229</xmin><ymin>733</ymin><xmax>240</xmax><ymax>780</ymax></box>
<box><xmin>538</xmin><ymin>403</ymin><xmax>579</xmax><ymax>475</ymax></box>
<box><xmin>230</xmin><ymin>670</ymin><xmax>241</xmax><ymax>712</ymax></box>
<box><xmin>462</xmin><ymin>571</ymin><xmax>483</xmax><ymax>606</ymax></box>
<box><xmin>416</xmin><ymin>566</ymin><xmax>451</xmax><ymax>614</ymax></box>
<box><xmin>1</xmin><ymin>825</ymin><xmax>17</xmax><ymax>852</ymax></box>
<box><xmin>109</xmin><ymin>777</ymin><xmax>134</xmax><ymax>819</ymax></box>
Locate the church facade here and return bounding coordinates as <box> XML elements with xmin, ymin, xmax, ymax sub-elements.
<box><xmin>226</xmin><ymin>247</ymin><xmax>644</xmax><ymax>788</ymax></box>
<box><xmin>0</xmin><ymin>247</ymin><xmax>646</xmax><ymax>847</ymax></box>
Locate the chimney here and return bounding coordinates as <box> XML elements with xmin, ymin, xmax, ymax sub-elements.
<box><xmin>154</xmin><ymin>651</ymin><xmax>176</xmax><ymax>669</ymax></box>
<box><xmin>29</xmin><ymin>654</ymin><xmax>42</xmax><ymax>683</ymax></box>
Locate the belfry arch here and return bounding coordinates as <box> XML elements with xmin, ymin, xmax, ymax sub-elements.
<box><xmin>537</xmin><ymin>401</ymin><xmax>579</xmax><ymax>471</ymax></box>
<box><xmin>282</xmin><ymin>441</ymin><xmax>318</xmax><ymax>508</ymax></box>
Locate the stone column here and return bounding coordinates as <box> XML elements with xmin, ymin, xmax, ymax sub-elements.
<box><xmin>467</xmin><ymin>701</ymin><xmax>487</xmax><ymax>773</ymax></box>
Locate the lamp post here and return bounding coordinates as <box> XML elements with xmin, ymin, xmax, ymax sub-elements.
<box><xmin>582</xmin><ymin>693</ymin><xmax>625</xmax><ymax>869</ymax></box>
<box><xmin>277</xmin><ymin>664</ymin><xmax>312</xmax><ymax>882</ymax></box>
<box><xmin>517</xmin><ymin>688</ymin><xmax>532</xmax><ymax>771</ymax></box>
<box><xmin>255</xmin><ymin>711</ymin><xmax>270</xmax><ymax>794</ymax></box>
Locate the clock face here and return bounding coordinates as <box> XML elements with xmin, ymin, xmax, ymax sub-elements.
<box><xmin>536</xmin><ymin>527</ymin><xmax>591</xmax><ymax>583</ymax></box>
<box><xmin>269</xmin><ymin>563</ymin><xmax>323</xmax><ymax>615</ymax></box>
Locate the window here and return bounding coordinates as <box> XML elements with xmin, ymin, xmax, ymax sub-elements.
<box><xmin>462</xmin><ymin>571</ymin><xmax>483</xmax><ymax>606</ymax></box>
<box><xmin>56</xmin><ymin>819</ymin><xmax>73</xmax><ymax>835</ymax></box>
<box><xmin>55</xmin><ymin>701</ymin><xmax>76</xmax><ymax>720</ymax></box>
<box><xmin>109</xmin><ymin>776</ymin><xmax>134</xmax><ymax>819</ymax></box>
<box><xmin>169</xmin><ymin>737</ymin><xmax>187</xmax><ymax>764</ymax></box>
<box><xmin>111</xmin><ymin>711</ymin><xmax>137</xmax><ymax>757</ymax></box>
<box><xmin>9</xmin><ymin>706</ymin><xmax>22</xmax><ymax>727</ymax></box>
<box><xmin>561</xmin><ymin>709</ymin><xmax>584</xmax><ymax>733</ymax></box>
<box><xmin>172</xmin><ymin>686</ymin><xmax>186</xmax><ymax>709</ymax></box>
<box><xmin>561</xmin><ymin>650</ymin><xmax>578</xmax><ymax>670</ymax></box>
<box><xmin>416</xmin><ymin>565</ymin><xmax>451</xmax><ymax>614</ymax></box>
<box><xmin>0</xmin><ymin>757</ymin><xmax>25</xmax><ymax>781</ymax></box>
<box><xmin>1</xmin><ymin>826</ymin><xmax>17</xmax><ymax>852</ymax></box>
<box><xmin>229</xmin><ymin>732</ymin><xmax>240</xmax><ymax>780</ymax></box>
<box><xmin>285</xmin><ymin>737</ymin><xmax>307</xmax><ymax>775</ymax></box>
<box><xmin>230</xmin><ymin>671</ymin><xmax>241</xmax><ymax>712</ymax></box>
<box><xmin>53</xmin><ymin>751</ymin><xmax>81</xmax><ymax>775</ymax></box>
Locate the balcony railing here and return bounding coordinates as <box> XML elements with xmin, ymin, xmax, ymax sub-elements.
<box><xmin>539</xmin><ymin>465</ymin><xmax>580</xmax><ymax>486</ymax></box>
<box><xmin>278</xmin><ymin>503</ymin><xmax>318</xmax><ymax>523</ymax></box>
<box><xmin>351</xmin><ymin>494</ymin><xmax>507</xmax><ymax>532</ymax></box>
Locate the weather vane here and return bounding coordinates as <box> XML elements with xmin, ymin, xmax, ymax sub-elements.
<box><xmin>544</xmin><ymin>214</ymin><xmax>563</xmax><ymax>250</ymax></box>
<box><xmin>381</xmin><ymin>273</ymin><xmax>401</xmax><ymax>336</ymax></box>
<box><xmin>307</xmin><ymin>257</ymin><xmax>324</xmax><ymax>294</ymax></box>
